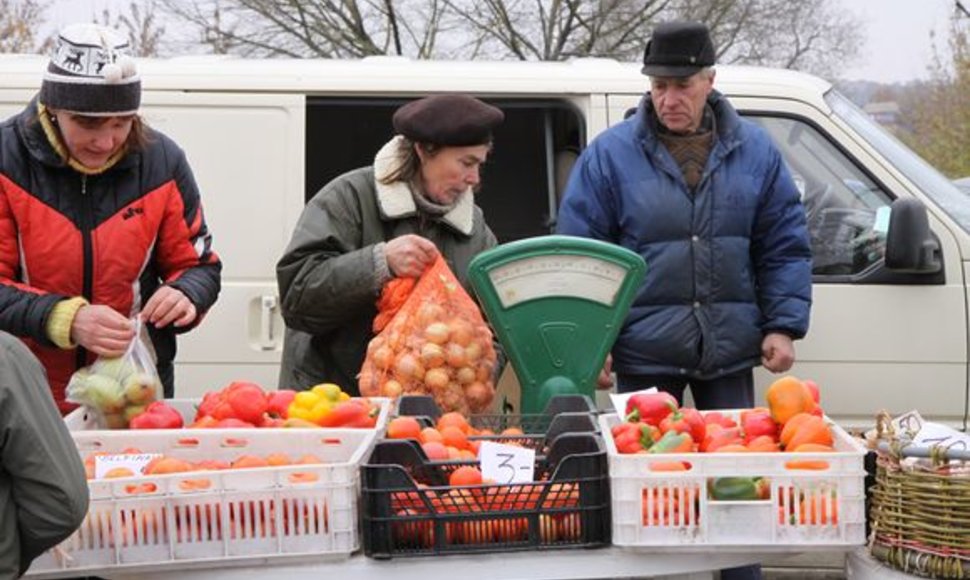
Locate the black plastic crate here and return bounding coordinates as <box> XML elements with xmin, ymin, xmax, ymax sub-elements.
<box><xmin>362</xmin><ymin>432</ymin><xmax>610</xmax><ymax>558</ymax></box>
<box><xmin>396</xmin><ymin>394</ymin><xmax>597</xmax><ymax>435</ymax></box>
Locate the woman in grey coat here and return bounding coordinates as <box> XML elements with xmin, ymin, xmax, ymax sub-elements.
<box><xmin>276</xmin><ymin>94</ymin><xmax>504</xmax><ymax>394</ymax></box>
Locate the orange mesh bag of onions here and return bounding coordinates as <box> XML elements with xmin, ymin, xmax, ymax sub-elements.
<box><xmin>359</xmin><ymin>255</ymin><xmax>497</xmax><ymax>414</ymax></box>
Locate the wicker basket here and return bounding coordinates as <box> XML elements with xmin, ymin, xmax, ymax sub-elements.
<box><xmin>869</xmin><ymin>413</ymin><xmax>970</xmax><ymax>578</ymax></box>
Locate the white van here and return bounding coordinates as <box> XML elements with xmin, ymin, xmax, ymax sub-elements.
<box><xmin>1</xmin><ymin>55</ymin><xmax>965</xmax><ymax>429</ymax></box>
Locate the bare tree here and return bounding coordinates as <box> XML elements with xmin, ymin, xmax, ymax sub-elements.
<box><xmin>897</xmin><ymin>9</ymin><xmax>970</xmax><ymax>178</ymax></box>
<box><xmin>156</xmin><ymin>0</ymin><xmax>861</xmax><ymax>76</ymax></box>
<box><xmin>447</xmin><ymin>0</ymin><xmax>670</xmax><ymax>61</ymax></box>
<box><xmin>668</xmin><ymin>0</ymin><xmax>863</xmax><ymax>78</ymax></box>
<box><xmin>158</xmin><ymin>0</ymin><xmax>452</xmax><ymax>58</ymax></box>
<box><xmin>98</xmin><ymin>0</ymin><xmax>168</xmax><ymax>56</ymax></box>
<box><xmin>0</xmin><ymin>0</ymin><xmax>53</xmax><ymax>54</ymax></box>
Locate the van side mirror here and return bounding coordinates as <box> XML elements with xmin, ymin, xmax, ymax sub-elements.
<box><xmin>884</xmin><ymin>198</ymin><xmax>941</xmax><ymax>273</ymax></box>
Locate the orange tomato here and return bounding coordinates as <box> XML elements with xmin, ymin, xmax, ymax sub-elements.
<box><xmin>437</xmin><ymin>411</ymin><xmax>471</xmax><ymax>434</ymax></box>
<box><xmin>387</xmin><ymin>416</ymin><xmax>423</xmax><ymax>440</ymax></box>
<box><xmin>266</xmin><ymin>453</ymin><xmax>292</xmax><ymax>466</ymax></box>
<box><xmin>440</xmin><ymin>426</ymin><xmax>469</xmax><ymax>450</ymax></box>
<box><xmin>449</xmin><ymin>465</ymin><xmax>484</xmax><ymax>487</ymax></box>
<box><xmin>421</xmin><ymin>441</ymin><xmax>449</xmax><ymax>460</ymax></box>
<box><xmin>419</xmin><ymin>427</ymin><xmax>443</xmax><ymax>444</ymax></box>
<box><xmin>231</xmin><ymin>455</ymin><xmax>269</xmax><ymax>469</ymax></box>
<box><xmin>144</xmin><ymin>456</ymin><xmax>193</xmax><ymax>475</ymax></box>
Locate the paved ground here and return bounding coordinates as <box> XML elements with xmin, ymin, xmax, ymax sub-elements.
<box><xmin>762</xmin><ymin>551</ymin><xmax>847</xmax><ymax>579</ymax></box>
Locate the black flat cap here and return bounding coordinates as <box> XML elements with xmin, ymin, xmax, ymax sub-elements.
<box><xmin>642</xmin><ymin>21</ymin><xmax>716</xmax><ymax>78</ymax></box>
<box><xmin>393</xmin><ymin>94</ymin><xmax>504</xmax><ymax>146</ymax></box>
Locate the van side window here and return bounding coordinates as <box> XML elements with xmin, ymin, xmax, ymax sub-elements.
<box><xmin>305</xmin><ymin>98</ymin><xmax>584</xmax><ymax>242</ymax></box>
<box><xmin>747</xmin><ymin>115</ymin><xmax>893</xmax><ymax>277</ymax></box>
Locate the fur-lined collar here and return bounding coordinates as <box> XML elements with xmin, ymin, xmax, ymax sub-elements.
<box><xmin>373</xmin><ymin>136</ymin><xmax>474</xmax><ymax>236</ymax></box>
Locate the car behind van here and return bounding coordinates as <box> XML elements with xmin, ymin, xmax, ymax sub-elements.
<box><xmin>1</xmin><ymin>55</ymin><xmax>966</xmax><ymax>429</ymax></box>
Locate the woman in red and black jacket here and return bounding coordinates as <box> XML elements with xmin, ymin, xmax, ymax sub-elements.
<box><xmin>0</xmin><ymin>23</ymin><xmax>221</xmax><ymax>413</ymax></box>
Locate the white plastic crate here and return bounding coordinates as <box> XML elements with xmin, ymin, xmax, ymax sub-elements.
<box><xmin>599</xmin><ymin>411</ymin><xmax>867</xmax><ymax>552</ymax></box>
<box><xmin>64</xmin><ymin>396</ymin><xmax>392</xmax><ymax>432</ymax></box>
<box><xmin>27</xmin><ymin>424</ymin><xmax>380</xmax><ymax>577</ymax></box>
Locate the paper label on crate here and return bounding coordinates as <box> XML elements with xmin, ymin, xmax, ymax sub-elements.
<box><xmin>479</xmin><ymin>441</ymin><xmax>535</xmax><ymax>484</ymax></box>
<box><xmin>609</xmin><ymin>387</ymin><xmax>658</xmax><ymax>417</ymax></box>
<box><xmin>912</xmin><ymin>422</ymin><xmax>970</xmax><ymax>453</ymax></box>
<box><xmin>94</xmin><ymin>453</ymin><xmax>161</xmax><ymax>479</ymax></box>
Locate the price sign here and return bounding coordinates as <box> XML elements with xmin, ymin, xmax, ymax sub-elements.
<box><xmin>913</xmin><ymin>422</ymin><xmax>970</xmax><ymax>454</ymax></box>
<box><xmin>94</xmin><ymin>453</ymin><xmax>161</xmax><ymax>479</ymax></box>
<box><xmin>891</xmin><ymin>410</ymin><xmax>924</xmax><ymax>437</ymax></box>
<box><xmin>479</xmin><ymin>441</ymin><xmax>535</xmax><ymax>484</ymax></box>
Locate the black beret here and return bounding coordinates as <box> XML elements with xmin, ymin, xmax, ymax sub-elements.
<box><xmin>642</xmin><ymin>21</ymin><xmax>716</xmax><ymax>78</ymax></box>
<box><xmin>392</xmin><ymin>94</ymin><xmax>504</xmax><ymax>146</ymax></box>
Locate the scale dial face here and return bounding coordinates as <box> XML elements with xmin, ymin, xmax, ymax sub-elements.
<box><xmin>487</xmin><ymin>254</ymin><xmax>628</xmax><ymax>309</ymax></box>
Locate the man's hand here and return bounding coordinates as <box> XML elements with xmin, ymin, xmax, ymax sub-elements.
<box><xmin>385</xmin><ymin>234</ymin><xmax>439</xmax><ymax>278</ymax></box>
<box><xmin>142</xmin><ymin>286</ymin><xmax>198</xmax><ymax>329</ymax></box>
<box><xmin>71</xmin><ymin>305</ymin><xmax>135</xmax><ymax>357</ymax></box>
<box><xmin>597</xmin><ymin>354</ymin><xmax>614</xmax><ymax>390</ymax></box>
<box><xmin>761</xmin><ymin>332</ymin><xmax>795</xmax><ymax>373</ymax></box>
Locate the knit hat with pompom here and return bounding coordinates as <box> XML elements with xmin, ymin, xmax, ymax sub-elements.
<box><xmin>39</xmin><ymin>23</ymin><xmax>140</xmax><ymax>116</ymax></box>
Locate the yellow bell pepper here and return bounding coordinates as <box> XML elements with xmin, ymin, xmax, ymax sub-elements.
<box><xmin>287</xmin><ymin>383</ymin><xmax>350</xmax><ymax>425</ymax></box>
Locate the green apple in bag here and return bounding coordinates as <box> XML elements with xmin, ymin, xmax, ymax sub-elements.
<box><xmin>83</xmin><ymin>374</ymin><xmax>126</xmax><ymax>414</ymax></box>
<box><xmin>123</xmin><ymin>372</ymin><xmax>157</xmax><ymax>405</ymax></box>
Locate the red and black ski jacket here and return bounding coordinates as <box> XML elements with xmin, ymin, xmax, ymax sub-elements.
<box><xmin>0</xmin><ymin>100</ymin><xmax>221</xmax><ymax>411</ymax></box>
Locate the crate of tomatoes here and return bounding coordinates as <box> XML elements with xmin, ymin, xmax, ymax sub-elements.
<box><xmin>27</xmin><ymin>424</ymin><xmax>378</xmax><ymax>577</ymax></box>
<box><xmin>602</xmin><ymin>376</ymin><xmax>867</xmax><ymax>551</ymax></box>
<box><xmin>361</xmin><ymin>410</ymin><xmax>610</xmax><ymax>558</ymax></box>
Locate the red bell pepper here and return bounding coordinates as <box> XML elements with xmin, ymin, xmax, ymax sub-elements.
<box><xmin>740</xmin><ymin>408</ymin><xmax>778</xmax><ymax>443</ymax></box>
<box><xmin>703</xmin><ymin>411</ymin><xmax>738</xmax><ymax>429</ymax></box>
<box><xmin>803</xmin><ymin>379</ymin><xmax>821</xmax><ymax>404</ymax></box>
<box><xmin>265</xmin><ymin>389</ymin><xmax>296</xmax><ymax>419</ymax></box>
<box><xmin>129</xmin><ymin>401</ymin><xmax>184</xmax><ymax>429</ymax></box>
<box><xmin>701</xmin><ymin>426</ymin><xmax>744</xmax><ymax>453</ymax></box>
<box><xmin>611</xmin><ymin>421</ymin><xmax>660</xmax><ymax>454</ymax></box>
<box><xmin>625</xmin><ymin>392</ymin><xmax>678</xmax><ymax>426</ymax></box>
<box><xmin>659</xmin><ymin>406</ymin><xmax>706</xmax><ymax>444</ymax></box>
<box><xmin>318</xmin><ymin>398</ymin><xmax>379</xmax><ymax>427</ymax></box>
<box><xmin>195</xmin><ymin>381</ymin><xmax>270</xmax><ymax>425</ymax></box>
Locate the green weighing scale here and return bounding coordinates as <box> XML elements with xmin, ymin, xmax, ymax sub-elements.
<box><xmin>468</xmin><ymin>235</ymin><xmax>646</xmax><ymax>414</ymax></box>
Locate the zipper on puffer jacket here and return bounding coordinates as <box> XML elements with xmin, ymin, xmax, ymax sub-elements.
<box><xmin>75</xmin><ymin>174</ymin><xmax>94</xmax><ymax>371</ymax></box>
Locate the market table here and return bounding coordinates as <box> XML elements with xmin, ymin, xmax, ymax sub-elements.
<box><xmin>103</xmin><ymin>547</ymin><xmax>782</xmax><ymax>580</ymax></box>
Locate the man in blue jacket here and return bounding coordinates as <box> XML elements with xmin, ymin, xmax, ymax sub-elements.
<box><xmin>559</xmin><ymin>20</ymin><xmax>811</xmax><ymax>407</ymax></box>
<box><xmin>557</xmin><ymin>20</ymin><xmax>811</xmax><ymax>579</ymax></box>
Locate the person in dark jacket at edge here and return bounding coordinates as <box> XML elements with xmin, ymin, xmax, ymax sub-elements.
<box><xmin>0</xmin><ymin>331</ymin><xmax>89</xmax><ymax>578</ymax></box>
<box><xmin>0</xmin><ymin>23</ymin><xmax>222</xmax><ymax>412</ymax></box>
<box><xmin>556</xmin><ymin>21</ymin><xmax>812</xmax><ymax>580</ymax></box>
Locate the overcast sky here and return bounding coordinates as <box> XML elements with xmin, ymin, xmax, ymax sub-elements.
<box><xmin>47</xmin><ymin>0</ymin><xmax>960</xmax><ymax>84</ymax></box>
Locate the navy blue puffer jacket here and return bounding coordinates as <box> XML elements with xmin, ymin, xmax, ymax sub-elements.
<box><xmin>556</xmin><ymin>91</ymin><xmax>811</xmax><ymax>379</ymax></box>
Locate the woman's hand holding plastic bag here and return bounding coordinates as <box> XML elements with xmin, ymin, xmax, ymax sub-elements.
<box><xmin>66</xmin><ymin>317</ymin><xmax>163</xmax><ymax>429</ymax></box>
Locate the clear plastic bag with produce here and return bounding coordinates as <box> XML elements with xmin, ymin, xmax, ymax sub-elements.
<box><xmin>66</xmin><ymin>317</ymin><xmax>162</xmax><ymax>429</ymax></box>
<box><xmin>360</xmin><ymin>256</ymin><xmax>497</xmax><ymax>414</ymax></box>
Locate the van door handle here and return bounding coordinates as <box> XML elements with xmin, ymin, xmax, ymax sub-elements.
<box><xmin>259</xmin><ymin>295</ymin><xmax>279</xmax><ymax>350</ymax></box>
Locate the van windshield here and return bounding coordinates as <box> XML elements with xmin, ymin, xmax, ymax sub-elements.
<box><xmin>826</xmin><ymin>90</ymin><xmax>970</xmax><ymax>234</ymax></box>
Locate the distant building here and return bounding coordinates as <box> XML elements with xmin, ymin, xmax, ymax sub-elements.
<box><xmin>864</xmin><ymin>101</ymin><xmax>902</xmax><ymax>130</ymax></box>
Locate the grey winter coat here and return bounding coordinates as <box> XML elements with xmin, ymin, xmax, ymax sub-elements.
<box><xmin>0</xmin><ymin>331</ymin><xmax>88</xmax><ymax>578</ymax></box>
<box><xmin>277</xmin><ymin>137</ymin><xmax>498</xmax><ymax>393</ymax></box>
